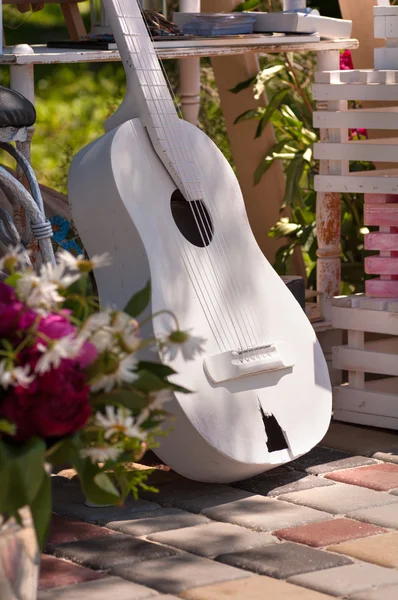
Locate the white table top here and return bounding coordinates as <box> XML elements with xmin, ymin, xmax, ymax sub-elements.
<box><xmin>0</xmin><ymin>37</ymin><xmax>358</xmax><ymax>64</ymax></box>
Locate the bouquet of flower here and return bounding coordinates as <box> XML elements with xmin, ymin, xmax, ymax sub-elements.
<box><xmin>0</xmin><ymin>247</ymin><xmax>194</xmax><ymax>549</ymax></box>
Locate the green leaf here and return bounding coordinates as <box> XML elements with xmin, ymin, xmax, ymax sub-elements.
<box><xmin>253</xmin><ymin>65</ymin><xmax>286</xmax><ymax>100</ymax></box>
<box><xmin>254</xmin><ymin>140</ymin><xmax>287</xmax><ymax>186</ymax></box>
<box><xmin>0</xmin><ymin>419</ymin><xmax>16</xmax><ymax>436</ymax></box>
<box><xmin>92</xmin><ymin>389</ymin><xmax>147</xmax><ymax>412</ymax></box>
<box><xmin>136</xmin><ymin>361</ymin><xmax>176</xmax><ymax>379</ymax></box>
<box><xmin>234</xmin><ymin>108</ymin><xmax>264</xmax><ymax>125</ymax></box>
<box><xmin>233</xmin><ymin>0</ymin><xmax>262</xmax><ymax>11</ymax></box>
<box><xmin>229</xmin><ymin>75</ymin><xmax>256</xmax><ymax>95</ymax></box>
<box><xmin>30</xmin><ymin>472</ymin><xmax>51</xmax><ymax>550</ymax></box>
<box><xmin>134</xmin><ymin>370</ymin><xmax>168</xmax><ymax>394</ymax></box>
<box><xmin>94</xmin><ymin>472</ymin><xmax>120</xmax><ymax>497</ymax></box>
<box><xmin>255</xmin><ymin>89</ymin><xmax>289</xmax><ymax>139</ymax></box>
<box><xmin>72</xmin><ymin>456</ymin><xmax>121</xmax><ymax>507</ymax></box>
<box><xmin>124</xmin><ymin>280</ymin><xmax>151</xmax><ymax>318</ymax></box>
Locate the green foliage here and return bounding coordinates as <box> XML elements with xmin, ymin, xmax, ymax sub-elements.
<box><xmin>124</xmin><ymin>280</ymin><xmax>151</xmax><ymax>318</ymax></box>
<box><xmin>233</xmin><ymin>52</ymin><xmax>371</xmax><ymax>292</ymax></box>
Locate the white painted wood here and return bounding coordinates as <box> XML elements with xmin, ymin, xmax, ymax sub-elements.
<box><xmin>374</xmin><ymin>14</ymin><xmax>398</xmax><ymax>38</ymax></box>
<box><xmin>314</xmin><ymin>69</ymin><xmax>398</xmax><ymax>84</ymax></box>
<box><xmin>374</xmin><ymin>5</ymin><xmax>398</xmax><ymax>17</ymax></box>
<box><xmin>313</xmin><ymin>83</ymin><xmax>398</xmax><ymax>102</ymax></box>
<box><xmin>375</xmin><ymin>47</ymin><xmax>398</xmax><ymax>70</ymax></box>
<box><xmin>333</xmin><ymin>343</ymin><xmax>398</xmax><ymax>377</ymax></box>
<box><xmin>315</xmin><ymin>170</ymin><xmax>398</xmax><ymax>195</ymax></box>
<box><xmin>333</xmin><ymin>408</ymin><xmax>398</xmax><ymax>429</ymax></box>
<box><xmin>68</xmin><ymin>0</ymin><xmax>332</xmax><ymax>482</ymax></box>
<box><xmin>365</xmin><ymin>337</ymin><xmax>398</xmax><ymax>352</ymax></box>
<box><xmin>334</xmin><ymin>382</ymin><xmax>398</xmax><ymax>419</ymax></box>
<box><xmin>333</xmin><ymin>306</ymin><xmax>398</xmax><ymax>335</ymax></box>
<box><xmin>315</xmin><ymin>139</ymin><xmax>398</xmax><ymax>163</ymax></box>
<box><xmin>358</xmin><ymin>296</ymin><xmax>391</xmax><ymax>310</ymax></box>
<box><xmin>179</xmin><ymin>0</ymin><xmax>201</xmax><ymax>125</ymax></box>
<box><xmin>314</xmin><ymin>106</ymin><xmax>398</xmax><ymax>130</ymax></box>
<box><xmin>347</xmin><ymin>330</ymin><xmax>365</xmax><ymax>389</ymax></box>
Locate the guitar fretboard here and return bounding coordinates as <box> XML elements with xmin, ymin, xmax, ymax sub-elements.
<box><xmin>107</xmin><ymin>0</ymin><xmax>204</xmax><ymax>201</ymax></box>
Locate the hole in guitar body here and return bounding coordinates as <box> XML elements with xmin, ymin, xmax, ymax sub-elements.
<box><xmin>260</xmin><ymin>409</ymin><xmax>289</xmax><ymax>453</ymax></box>
<box><xmin>171</xmin><ymin>189</ymin><xmax>214</xmax><ymax>248</ymax></box>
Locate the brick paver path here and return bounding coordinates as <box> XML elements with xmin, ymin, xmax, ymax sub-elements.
<box><xmin>40</xmin><ymin>422</ymin><xmax>398</xmax><ymax>599</ymax></box>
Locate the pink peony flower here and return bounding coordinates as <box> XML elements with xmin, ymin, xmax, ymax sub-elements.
<box><xmin>0</xmin><ymin>360</ymin><xmax>92</xmax><ymax>441</ymax></box>
<box><xmin>0</xmin><ymin>282</ymin><xmax>37</xmax><ymax>337</ymax></box>
<box><xmin>340</xmin><ymin>50</ymin><xmax>354</xmax><ymax>71</ymax></box>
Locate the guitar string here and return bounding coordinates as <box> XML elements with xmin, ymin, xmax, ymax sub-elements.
<box><xmin>113</xmin><ymin>0</ymin><xmax>260</xmax><ymax>355</ymax></box>
<box><xmin>124</xmin><ymin>6</ymin><xmax>251</xmax><ymax>353</ymax></box>
<box><xmin>113</xmin><ymin>2</ymin><xmax>234</xmax><ymax>351</ymax></box>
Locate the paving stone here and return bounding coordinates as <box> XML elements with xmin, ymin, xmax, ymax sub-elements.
<box><xmin>325</xmin><ymin>464</ymin><xmax>398</xmax><ymax>491</ymax></box>
<box><xmin>234</xmin><ymin>471</ymin><xmax>334</xmax><ymax>497</ymax></box>
<box><xmin>45</xmin><ymin>514</ymin><xmax>114</xmax><ymax>550</ymax></box>
<box><xmin>349</xmin><ymin>585</ymin><xmax>398</xmax><ymax>600</ymax></box>
<box><xmin>288</xmin><ymin>563</ymin><xmax>398</xmax><ymax>598</ymax></box>
<box><xmin>321</xmin><ymin>423</ymin><xmax>398</xmax><ymax>456</ymax></box>
<box><xmin>289</xmin><ymin>447</ymin><xmax>377</xmax><ymax>475</ymax></box>
<box><xmin>391</xmin><ymin>488</ymin><xmax>398</xmax><ymax>495</ymax></box>
<box><xmin>52</xmin><ymin>475</ymin><xmax>160</xmax><ymax>523</ymax></box>
<box><xmin>37</xmin><ymin>576</ymin><xmax>158</xmax><ymax>599</ymax></box>
<box><xmin>52</xmin><ymin>533</ymin><xmax>180</xmax><ymax>570</ymax></box>
<box><xmin>217</xmin><ymin>542</ymin><xmax>352</xmax><ymax>579</ymax></box>
<box><xmin>181</xmin><ymin>575</ymin><xmax>337</xmax><ymax>600</ymax></box>
<box><xmin>373</xmin><ymin>448</ymin><xmax>398</xmax><ymax>465</ymax></box>
<box><xmin>39</xmin><ymin>554</ymin><xmax>105</xmax><ymax>590</ymax></box>
<box><xmin>193</xmin><ymin>495</ymin><xmax>330</xmax><ymax>532</ymax></box>
<box><xmin>327</xmin><ymin>533</ymin><xmax>398</xmax><ymax>568</ymax></box>
<box><xmin>107</xmin><ymin>508</ymin><xmax>210</xmax><ymax>537</ymax></box>
<box><xmin>275</xmin><ymin>518</ymin><xmax>386</xmax><ymax>547</ymax></box>
<box><xmin>281</xmin><ymin>482</ymin><xmax>398</xmax><ymax>514</ymax></box>
<box><xmin>172</xmin><ymin>489</ymin><xmax>255</xmax><ymax>513</ymax></box>
<box><xmin>111</xmin><ymin>553</ymin><xmax>252</xmax><ymax>595</ymax></box>
<box><xmin>147</xmin><ymin>522</ymin><xmax>278</xmax><ymax>558</ymax></box>
<box><xmin>348</xmin><ymin>503</ymin><xmax>398</xmax><ymax>529</ymax></box>
<box><xmin>140</xmin><ymin>477</ymin><xmax>236</xmax><ymax>505</ymax></box>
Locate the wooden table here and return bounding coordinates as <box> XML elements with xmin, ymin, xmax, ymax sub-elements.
<box><xmin>1</xmin><ymin>36</ymin><xmax>358</xmax><ymax>338</ymax></box>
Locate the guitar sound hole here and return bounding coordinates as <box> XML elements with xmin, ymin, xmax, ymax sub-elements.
<box><xmin>171</xmin><ymin>189</ymin><xmax>214</xmax><ymax>248</ymax></box>
<box><xmin>262</xmin><ymin>412</ymin><xmax>289</xmax><ymax>453</ymax></box>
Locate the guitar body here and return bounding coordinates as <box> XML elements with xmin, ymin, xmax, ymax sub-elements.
<box><xmin>69</xmin><ymin>116</ymin><xmax>332</xmax><ymax>483</ymax></box>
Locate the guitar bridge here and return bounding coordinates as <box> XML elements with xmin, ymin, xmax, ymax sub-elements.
<box><xmin>204</xmin><ymin>343</ymin><xmax>295</xmax><ymax>384</ymax></box>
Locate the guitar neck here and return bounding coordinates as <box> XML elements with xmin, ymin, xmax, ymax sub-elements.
<box><xmin>106</xmin><ymin>0</ymin><xmax>204</xmax><ymax>201</ymax></box>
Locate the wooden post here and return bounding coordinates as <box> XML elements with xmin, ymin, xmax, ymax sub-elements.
<box><xmin>179</xmin><ymin>0</ymin><xmax>201</xmax><ymax>125</ymax></box>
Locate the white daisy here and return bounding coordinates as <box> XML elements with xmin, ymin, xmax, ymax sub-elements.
<box><xmin>35</xmin><ymin>335</ymin><xmax>84</xmax><ymax>374</ymax></box>
<box><xmin>90</xmin><ymin>354</ymin><xmax>138</xmax><ymax>393</ymax></box>
<box><xmin>111</xmin><ymin>312</ymin><xmax>140</xmax><ymax>353</ymax></box>
<box><xmin>0</xmin><ymin>245</ymin><xmax>31</xmax><ymax>272</ymax></box>
<box><xmin>149</xmin><ymin>388</ymin><xmax>174</xmax><ymax>410</ymax></box>
<box><xmin>40</xmin><ymin>261</ymin><xmax>81</xmax><ymax>290</ymax></box>
<box><xmin>0</xmin><ymin>362</ymin><xmax>34</xmax><ymax>389</ymax></box>
<box><xmin>95</xmin><ymin>406</ymin><xmax>147</xmax><ymax>441</ymax></box>
<box><xmin>57</xmin><ymin>250</ymin><xmax>111</xmax><ymax>272</ymax></box>
<box><xmin>161</xmin><ymin>328</ymin><xmax>206</xmax><ymax>361</ymax></box>
<box><xmin>17</xmin><ymin>272</ymin><xmax>64</xmax><ymax>310</ymax></box>
<box><xmin>80</xmin><ymin>446</ymin><xmax>122</xmax><ymax>464</ymax></box>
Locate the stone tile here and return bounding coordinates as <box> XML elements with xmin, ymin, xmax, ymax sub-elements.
<box><xmin>349</xmin><ymin>585</ymin><xmax>398</xmax><ymax>600</ymax></box>
<box><xmin>140</xmin><ymin>477</ymin><xmax>236</xmax><ymax>505</ymax></box>
<box><xmin>147</xmin><ymin>522</ymin><xmax>278</xmax><ymax>558</ymax></box>
<box><xmin>39</xmin><ymin>555</ymin><xmax>105</xmax><ymax>590</ymax></box>
<box><xmin>373</xmin><ymin>448</ymin><xmax>398</xmax><ymax>465</ymax></box>
<box><xmin>275</xmin><ymin>518</ymin><xmax>386</xmax><ymax>548</ymax></box>
<box><xmin>321</xmin><ymin>423</ymin><xmax>398</xmax><ymax>456</ymax></box>
<box><xmin>107</xmin><ymin>508</ymin><xmax>210</xmax><ymax>537</ymax></box>
<box><xmin>52</xmin><ymin>533</ymin><xmax>180</xmax><ymax>570</ymax></box>
<box><xmin>52</xmin><ymin>475</ymin><xmax>160</xmax><ymax>523</ymax></box>
<box><xmin>327</xmin><ymin>533</ymin><xmax>398</xmax><ymax>568</ymax></box>
<box><xmin>325</xmin><ymin>464</ymin><xmax>398</xmax><ymax>492</ymax></box>
<box><xmin>289</xmin><ymin>563</ymin><xmax>398</xmax><ymax>598</ymax></box>
<box><xmin>37</xmin><ymin>576</ymin><xmax>158</xmax><ymax>599</ymax></box>
<box><xmin>391</xmin><ymin>488</ymin><xmax>398</xmax><ymax>496</ymax></box>
<box><xmin>173</xmin><ymin>489</ymin><xmax>256</xmax><ymax>513</ymax></box>
<box><xmin>348</xmin><ymin>503</ymin><xmax>398</xmax><ymax>529</ymax></box>
<box><xmin>289</xmin><ymin>447</ymin><xmax>377</xmax><ymax>475</ymax></box>
<box><xmin>234</xmin><ymin>471</ymin><xmax>334</xmax><ymax>497</ymax></box>
<box><xmin>111</xmin><ymin>553</ymin><xmax>252</xmax><ymax>595</ymax></box>
<box><xmin>217</xmin><ymin>542</ymin><xmax>352</xmax><ymax>579</ymax></box>
<box><xmin>281</xmin><ymin>482</ymin><xmax>398</xmax><ymax>514</ymax></box>
<box><xmin>181</xmin><ymin>575</ymin><xmax>337</xmax><ymax>600</ymax></box>
<box><xmin>184</xmin><ymin>495</ymin><xmax>330</xmax><ymax>532</ymax></box>
<box><xmin>46</xmin><ymin>514</ymin><xmax>114</xmax><ymax>549</ymax></box>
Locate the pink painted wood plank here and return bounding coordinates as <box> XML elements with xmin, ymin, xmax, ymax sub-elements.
<box><xmin>365</xmin><ymin>256</ymin><xmax>398</xmax><ymax>275</ymax></box>
<box><xmin>364</xmin><ymin>204</ymin><xmax>398</xmax><ymax>226</ymax></box>
<box><xmin>365</xmin><ymin>233</ymin><xmax>398</xmax><ymax>251</ymax></box>
<box><xmin>364</xmin><ymin>194</ymin><xmax>398</xmax><ymax>204</ymax></box>
<box><xmin>366</xmin><ymin>278</ymin><xmax>398</xmax><ymax>297</ymax></box>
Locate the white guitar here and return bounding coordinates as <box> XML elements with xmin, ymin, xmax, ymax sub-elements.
<box><xmin>68</xmin><ymin>0</ymin><xmax>332</xmax><ymax>483</ymax></box>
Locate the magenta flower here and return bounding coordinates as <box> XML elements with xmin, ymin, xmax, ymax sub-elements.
<box><xmin>0</xmin><ymin>282</ymin><xmax>36</xmax><ymax>337</ymax></box>
<box><xmin>340</xmin><ymin>50</ymin><xmax>354</xmax><ymax>71</ymax></box>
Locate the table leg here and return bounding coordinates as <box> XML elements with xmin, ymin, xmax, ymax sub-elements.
<box><xmin>9</xmin><ymin>45</ymin><xmax>35</xmax><ymax>237</ymax></box>
<box><xmin>179</xmin><ymin>0</ymin><xmax>201</xmax><ymax>125</ymax></box>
